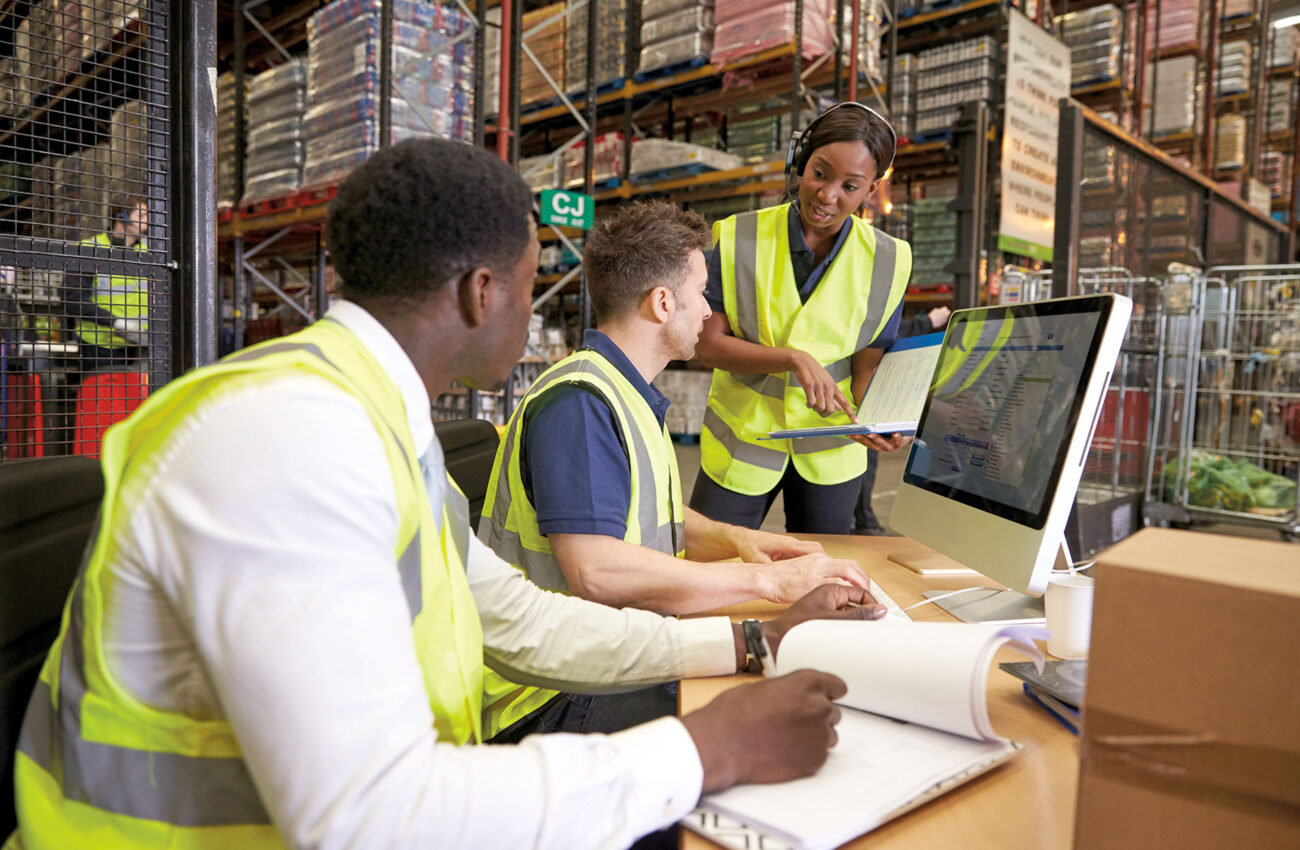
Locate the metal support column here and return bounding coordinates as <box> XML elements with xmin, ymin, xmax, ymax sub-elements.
<box><xmin>1202</xmin><ymin>0</ymin><xmax>1220</xmax><ymax>175</ymax></box>
<box><xmin>233</xmin><ymin>236</ymin><xmax>246</xmax><ymax>349</ymax></box>
<box><xmin>794</xmin><ymin>0</ymin><xmax>804</xmax><ymax>130</ymax></box>
<box><xmin>172</xmin><ymin>0</ymin><xmax>217</xmax><ymax>372</ymax></box>
<box><xmin>1249</xmin><ymin>0</ymin><xmax>1271</xmax><ymax>182</ymax></box>
<box><xmin>1134</xmin><ymin>0</ymin><xmax>1147</xmax><ymax>136</ymax></box>
<box><xmin>380</xmin><ymin>0</ymin><xmax>393</xmax><ymax>145</ymax></box>
<box><xmin>233</xmin><ymin>0</ymin><xmax>246</xmax><ymax>201</ymax></box>
<box><xmin>834</xmin><ymin>0</ymin><xmax>846</xmax><ymax>101</ymax></box>
<box><xmin>623</xmin><ymin>0</ymin><xmax>639</xmax><ymax>182</ymax></box>
<box><xmin>497</xmin><ymin>0</ymin><xmax>514</xmax><ymax>160</ymax></box>
<box><xmin>1291</xmin><ymin>77</ymin><xmax>1300</xmax><ymax>256</ymax></box>
<box><xmin>887</xmin><ymin>0</ymin><xmax>899</xmax><ymax>112</ymax></box>
<box><xmin>474</xmin><ymin>0</ymin><xmax>488</xmax><ymax>146</ymax></box>
<box><xmin>949</xmin><ymin>101</ymin><xmax>989</xmax><ymax>309</ymax></box>
<box><xmin>848</xmin><ymin>0</ymin><xmax>859</xmax><ymax>103</ymax></box>
<box><xmin>580</xmin><ymin>0</ymin><xmax>598</xmax><ymax>332</ymax></box>
<box><xmin>509</xmin><ymin>0</ymin><xmax>523</xmax><ymax>165</ymax></box>
<box><xmin>1053</xmin><ymin>99</ymin><xmax>1084</xmax><ymax>297</ymax></box>
<box><xmin>314</xmin><ymin>232</ymin><xmax>328</xmax><ymax>318</ymax></box>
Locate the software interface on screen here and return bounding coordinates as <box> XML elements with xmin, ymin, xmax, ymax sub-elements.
<box><xmin>904</xmin><ymin>303</ymin><xmax>1109</xmax><ymax>528</ymax></box>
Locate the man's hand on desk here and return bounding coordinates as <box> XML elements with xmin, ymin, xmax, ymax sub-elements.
<box><xmin>731</xmin><ymin>527</ymin><xmax>824</xmax><ymax>563</ymax></box>
<box><xmin>725</xmin><ymin>585</ymin><xmax>885</xmax><ymax>676</ymax></box>
<box><xmin>683</xmin><ymin>669</ymin><xmax>847</xmax><ymax>792</ymax></box>
<box><xmin>762</xmin><ymin>584</ymin><xmax>886</xmax><ymax>656</ymax></box>
<box><xmin>754</xmin><ymin>552</ymin><xmax>871</xmax><ymax>605</ymax></box>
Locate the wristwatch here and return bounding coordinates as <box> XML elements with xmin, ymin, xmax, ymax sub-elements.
<box><xmin>741</xmin><ymin>619</ymin><xmax>768</xmax><ymax>675</ymax></box>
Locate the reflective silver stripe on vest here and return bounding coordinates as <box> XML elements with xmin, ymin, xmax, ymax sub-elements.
<box><xmin>791</xmin><ymin>435</ymin><xmax>852</xmax><ymax>455</ymax></box>
<box><xmin>445</xmin><ymin>483</ymin><xmax>471</xmax><ymax>568</ymax></box>
<box><xmin>401</xmin><ymin>475</ymin><xmax>472</xmax><ymax>621</ymax></box>
<box><xmin>649</xmin><ymin>520</ymin><xmax>685</xmax><ymax>555</ymax></box>
<box><xmin>398</xmin><ymin>530</ymin><xmax>423</xmax><ymax>618</ymax></box>
<box><xmin>787</xmin><ymin>357</ymin><xmax>852</xmax><ymax>388</ymax></box>
<box><xmin>727</xmin><ymin>371</ymin><xmax>785</xmax><ymax>401</ymax></box>
<box><xmin>223</xmin><ymin>340</ymin><xmax>332</xmax><ymax>365</ymax></box>
<box><xmin>18</xmin><ymin>577</ymin><xmax>272</xmax><ymax>826</ymax></box>
<box><xmin>855</xmin><ymin>230</ymin><xmax>899</xmax><ymax>350</ymax></box>
<box><xmin>480</xmin><ymin>358</ymin><xmax>675</xmax><ymax>592</ymax></box>
<box><xmin>731</xmin><ymin>213</ymin><xmax>761</xmax><ymax>342</ymax></box>
<box><xmin>702</xmin><ymin>408</ymin><xmax>787</xmax><ymax>472</ymax></box>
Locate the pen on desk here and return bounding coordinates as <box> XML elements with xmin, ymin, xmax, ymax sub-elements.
<box><xmin>1022</xmin><ymin>683</ymin><xmax>1079</xmax><ymax>735</ymax></box>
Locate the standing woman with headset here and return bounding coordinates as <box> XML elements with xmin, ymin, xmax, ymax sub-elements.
<box><xmin>691</xmin><ymin>103</ymin><xmax>913</xmax><ymax>534</ymax></box>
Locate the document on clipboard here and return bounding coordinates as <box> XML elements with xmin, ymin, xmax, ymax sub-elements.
<box><xmin>763</xmin><ymin>333</ymin><xmax>944</xmax><ymax>440</ymax></box>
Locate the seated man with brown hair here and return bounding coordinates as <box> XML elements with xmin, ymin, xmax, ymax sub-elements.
<box><xmin>479</xmin><ymin>200</ymin><xmax>875</xmax><ymax>742</ymax></box>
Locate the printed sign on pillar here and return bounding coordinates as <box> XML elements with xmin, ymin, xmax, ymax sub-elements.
<box><xmin>999</xmin><ymin>10</ymin><xmax>1070</xmax><ymax>262</ymax></box>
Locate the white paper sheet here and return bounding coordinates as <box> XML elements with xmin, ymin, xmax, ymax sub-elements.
<box><xmin>856</xmin><ymin>341</ymin><xmax>945</xmax><ymax>426</ymax></box>
<box><xmin>772</xmin><ymin>619</ymin><xmax>1047</xmax><ymax>740</ymax></box>
<box><xmin>700</xmin><ymin>711</ymin><xmax>1018</xmax><ymax>850</ymax></box>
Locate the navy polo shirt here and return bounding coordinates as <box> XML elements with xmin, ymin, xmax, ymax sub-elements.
<box><xmin>705</xmin><ymin>202</ymin><xmax>902</xmax><ymax>349</ymax></box>
<box><xmin>522</xmin><ymin>329</ymin><xmax>670</xmax><ymax>538</ymax></box>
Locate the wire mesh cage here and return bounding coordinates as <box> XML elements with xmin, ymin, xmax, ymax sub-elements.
<box><xmin>1006</xmin><ymin>264</ymin><xmax>1176</xmax><ymax>557</ymax></box>
<box><xmin>1074</xmin><ymin>121</ymin><xmax>1286</xmax><ymax>278</ymax></box>
<box><xmin>1165</xmin><ymin>265</ymin><xmax>1300</xmax><ymax>539</ymax></box>
<box><xmin>0</xmin><ymin>0</ymin><xmax>170</xmax><ymax>461</ymax></box>
<box><xmin>1077</xmin><ymin>268</ymin><xmax>1165</xmax><ymax>497</ymax></box>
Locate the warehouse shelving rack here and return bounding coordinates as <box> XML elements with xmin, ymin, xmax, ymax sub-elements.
<box><xmin>208</xmin><ymin>0</ymin><xmax>1300</xmax><ymax>427</ymax></box>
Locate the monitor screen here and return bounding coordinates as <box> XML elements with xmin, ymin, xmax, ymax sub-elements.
<box><xmin>902</xmin><ymin>297</ymin><xmax>1115</xmax><ymax>530</ymax></box>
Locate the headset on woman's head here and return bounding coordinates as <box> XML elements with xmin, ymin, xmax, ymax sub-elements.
<box><xmin>784</xmin><ymin>101</ymin><xmax>898</xmax><ymax>185</ymax></box>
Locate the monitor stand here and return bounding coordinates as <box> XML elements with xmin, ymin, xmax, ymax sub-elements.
<box><xmin>919</xmin><ymin>538</ymin><xmax>1074</xmax><ymax>625</ymax></box>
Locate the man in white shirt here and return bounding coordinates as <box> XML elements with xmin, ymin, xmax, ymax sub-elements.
<box><xmin>6</xmin><ymin>139</ymin><xmax>885</xmax><ymax>850</ymax></box>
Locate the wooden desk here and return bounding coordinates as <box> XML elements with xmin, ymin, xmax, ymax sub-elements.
<box><xmin>680</xmin><ymin>534</ymin><xmax>1078</xmax><ymax>850</ymax></box>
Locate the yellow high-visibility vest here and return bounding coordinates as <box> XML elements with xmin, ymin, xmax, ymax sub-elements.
<box><xmin>476</xmin><ymin>349</ymin><xmax>685</xmax><ymax>737</ymax></box>
<box><xmin>72</xmin><ymin>232</ymin><xmax>149</xmax><ymax>349</ymax></box>
<box><xmin>702</xmin><ymin>204</ymin><xmax>911</xmax><ymax>495</ymax></box>
<box><xmin>9</xmin><ymin>318</ymin><xmax>483</xmax><ymax>850</ymax></box>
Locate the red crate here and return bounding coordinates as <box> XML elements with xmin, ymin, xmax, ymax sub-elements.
<box><xmin>74</xmin><ymin>372</ymin><xmax>148</xmax><ymax>459</ymax></box>
<box><xmin>1</xmin><ymin>373</ymin><xmax>45</xmax><ymax>460</ymax></box>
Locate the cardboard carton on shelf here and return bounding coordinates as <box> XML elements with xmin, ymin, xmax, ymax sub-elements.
<box><xmin>1076</xmin><ymin>528</ymin><xmax>1300</xmax><ymax>850</ymax></box>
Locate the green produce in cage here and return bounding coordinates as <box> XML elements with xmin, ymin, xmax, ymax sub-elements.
<box><xmin>1163</xmin><ymin>452</ymin><xmax>1298</xmax><ymax>515</ymax></box>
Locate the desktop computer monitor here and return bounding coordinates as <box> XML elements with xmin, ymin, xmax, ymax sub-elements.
<box><xmin>888</xmin><ymin>293</ymin><xmax>1132</xmax><ymax>623</ymax></box>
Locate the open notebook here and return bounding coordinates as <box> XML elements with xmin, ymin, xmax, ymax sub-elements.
<box><xmin>684</xmin><ymin>619</ymin><xmax>1047</xmax><ymax>850</ymax></box>
<box><xmin>763</xmin><ymin>333</ymin><xmax>944</xmax><ymax>440</ymax></box>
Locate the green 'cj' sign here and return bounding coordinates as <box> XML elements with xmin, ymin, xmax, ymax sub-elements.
<box><xmin>540</xmin><ymin>189</ymin><xmax>594</xmax><ymax>230</ymax></box>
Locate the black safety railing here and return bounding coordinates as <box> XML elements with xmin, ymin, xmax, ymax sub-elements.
<box><xmin>1053</xmin><ymin>100</ymin><xmax>1290</xmax><ymax>296</ymax></box>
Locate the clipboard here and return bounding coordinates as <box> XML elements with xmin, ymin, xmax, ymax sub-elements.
<box><xmin>762</xmin><ymin>333</ymin><xmax>943</xmax><ymax>441</ymax></box>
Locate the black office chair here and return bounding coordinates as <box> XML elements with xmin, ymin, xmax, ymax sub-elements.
<box><xmin>0</xmin><ymin>456</ymin><xmax>103</xmax><ymax>836</ymax></box>
<box><xmin>434</xmin><ymin>418</ymin><xmax>500</xmax><ymax>533</ymax></box>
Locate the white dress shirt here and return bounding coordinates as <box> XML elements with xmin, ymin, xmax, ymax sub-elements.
<box><xmin>100</xmin><ymin>300</ymin><xmax>737</xmax><ymax>849</ymax></box>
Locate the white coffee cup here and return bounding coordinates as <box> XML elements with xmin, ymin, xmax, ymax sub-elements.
<box><xmin>1044</xmin><ymin>574</ymin><xmax>1095</xmax><ymax>660</ymax></box>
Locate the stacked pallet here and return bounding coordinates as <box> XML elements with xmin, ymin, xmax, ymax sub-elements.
<box><xmin>638</xmin><ymin>0</ymin><xmax>715</xmax><ymax>77</ymax></box>
<box><xmin>301</xmin><ymin>0</ymin><xmax>476</xmax><ymax>189</ymax></box>
<box><xmin>243</xmin><ymin>61</ymin><xmax>307</xmax><ymax>204</ymax></box>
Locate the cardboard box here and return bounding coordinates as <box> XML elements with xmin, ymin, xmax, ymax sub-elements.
<box><xmin>1076</xmin><ymin>529</ymin><xmax>1300</xmax><ymax>850</ymax></box>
